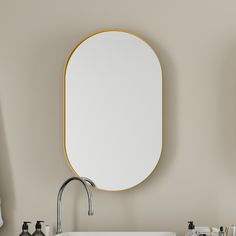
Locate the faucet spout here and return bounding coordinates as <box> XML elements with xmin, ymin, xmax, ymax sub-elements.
<box><xmin>81</xmin><ymin>177</ymin><xmax>95</xmax><ymax>215</ymax></box>
<box><xmin>56</xmin><ymin>176</ymin><xmax>95</xmax><ymax>234</ymax></box>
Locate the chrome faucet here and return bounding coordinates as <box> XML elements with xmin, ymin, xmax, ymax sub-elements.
<box><xmin>56</xmin><ymin>176</ymin><xmax>96</xmax><ymax>234</ymax></box>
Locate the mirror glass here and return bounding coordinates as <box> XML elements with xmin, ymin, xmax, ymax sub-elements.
<box><xmin>64</xmin><ymin>30</ymin><xmax>162</xmax><ymax>191</ymax></box>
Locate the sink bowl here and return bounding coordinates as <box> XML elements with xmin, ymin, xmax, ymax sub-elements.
<box><xmin>56</xmin><ymin>232</ymin><xmax>176</xmax><ymax>236</ymax></box>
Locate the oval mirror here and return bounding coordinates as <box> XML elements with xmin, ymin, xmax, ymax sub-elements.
<box><xmin>64</xmin><ymin>30</ymin><xmax>162</xmax><ymax>191</ymax></box>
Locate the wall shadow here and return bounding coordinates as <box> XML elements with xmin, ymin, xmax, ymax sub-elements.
<box><xmin>150</xmin><ymin>39</ymin><xmax>178</xmax><ymax>184</ymax></box>
<box><xmin>0</xmin><ymin>104</ymin><xmax>16</xmax><ymax>235</ymax></box>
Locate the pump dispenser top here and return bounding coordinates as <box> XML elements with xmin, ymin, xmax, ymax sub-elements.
<box><xmin>32</xmin><ymin>221</ymin><xmax>45</xmax><ymax>236</ymax></box>
<box><xmin>188</xmin><ymin>221</ymin><xmax>195</xmax><ymax>230</ymax></box>
<box><xmin>19</xmin><ymin>222</ymin><xmax>32</xmax><ymax>236</ymax></box>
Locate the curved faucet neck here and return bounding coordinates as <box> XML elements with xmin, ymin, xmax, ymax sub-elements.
<box><xmin>56</xmin><ymin>176</ymin><xmax>95</xmax><ymax>234</ymax></box>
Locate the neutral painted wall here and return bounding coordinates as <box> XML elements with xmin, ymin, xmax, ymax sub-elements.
<box><xmin>1</xmin><ymin>0</ymin><xmax>236</xmax><ymax>235</ymax></box>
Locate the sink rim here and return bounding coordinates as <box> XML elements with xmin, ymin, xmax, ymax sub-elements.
<box><xmin>55</xmin><ymin>231</ymin><xmax>177</xmax><ymax>236</ymax></box>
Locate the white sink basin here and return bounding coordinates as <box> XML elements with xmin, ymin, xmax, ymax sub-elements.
<box><xmin>56</xmin><ymin>232</ymin><xmax>176</xmax><ymax>236</ymax></box>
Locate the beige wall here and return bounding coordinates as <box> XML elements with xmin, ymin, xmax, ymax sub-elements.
<box><xmin>1</xmin><ymin>0</ymin><xmax>236</xmax><ymax>235</ymax></box>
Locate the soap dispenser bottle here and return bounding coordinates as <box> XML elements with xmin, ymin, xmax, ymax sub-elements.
<box><xmin>185</xmin><ymin>221</ymin><xmax>196</xmax><ymax>236</ymax></box>
<box><xmin>19</xmin><ymin>222</ymin><xmax>32</xmax><ymax>236</ymax></box>
<box><xmin>32</xmin><ymin>221</ymin><xmax>45</xmax><ymax>236</ymax></box>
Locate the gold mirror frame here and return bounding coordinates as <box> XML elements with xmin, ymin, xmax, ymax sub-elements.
<box><xmin>63</xmin><ymin>29</ymin><xmax>163</xmax><ymax>191</ymax></box>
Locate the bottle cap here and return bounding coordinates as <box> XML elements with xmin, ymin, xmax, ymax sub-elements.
<box><xmin>35</xmin><ymin>221</ymin><xmax>44</xmax><ymax>230</ymax></box>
